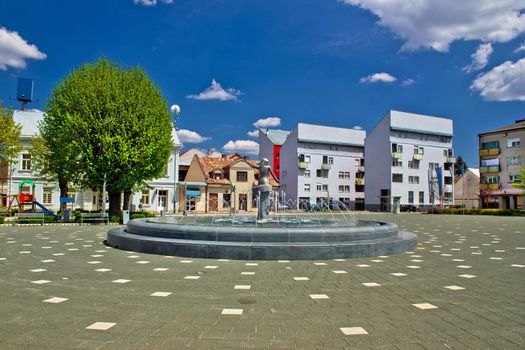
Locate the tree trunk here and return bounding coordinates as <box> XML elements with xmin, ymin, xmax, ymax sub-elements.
<box><xmin>98</xmin><ymin>188</ymin><xmax>104</xmax><ymax>214</ymax></box>
<box><xmin>58</xmin><ymin>177</ymin><xmax>68</xmax><ymax>213</ymax></box>
<box><xmin>122</xmin><ymin>189</ymin><xmax>132</xmax><ymax>211</ymax></box>
<box><xmin>108</xmin><ymin>191</ymin><xmax>121</xmax><ymax>218</ymax></box>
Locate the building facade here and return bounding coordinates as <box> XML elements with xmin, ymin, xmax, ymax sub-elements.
<box><xmin>180</xmin><ymin>154</ymin><xmax>279</xmax><ymax>213</ymax></box>
<box><xmin>478</xmin><ymin>119</ymin><xmax>525</xmax><ymax>209</ymax></box>
<box><xmin>279</xmin><ymin>123</ymin><xmax>366</xmax><ymax>210</ymax></box>
<box><xmin>258</xmin><ymin>129</ymin><xmax>291</xmax><ymax>179</ymax></box>
<box><xmin>454</xmin><ymin>168</ymin><xmax>480</xmax><ymax>209</ymax></box>
<box><xmin>364</xmin><ymin>110</ymin><xmax>455</xmax><ymax>211</ymax></box>
<box><xmin>1</xmin><ymin>109</ymin><xmax>182</xmax><ymax>214</ymax></box>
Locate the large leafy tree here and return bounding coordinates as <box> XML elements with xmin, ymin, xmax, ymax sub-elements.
<box><xmin>0</xmin><ymin>101</ymin><xmax>22</xmax><ymax>164</ymax></box>
<box><xmin>41</xmin><ymin>58</ymin><xmax>173</xmax><ymax>216</ymax></box>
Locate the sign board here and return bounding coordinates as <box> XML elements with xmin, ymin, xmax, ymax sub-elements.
<box><xmin>59</xmin><ymin>197</ymin><xmax>75</xmax><ymax>203</ymax></box>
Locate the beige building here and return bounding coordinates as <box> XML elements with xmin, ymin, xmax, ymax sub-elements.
<box><xmin>180</xmin><ymin>153</ymin><xmax>279</xmax><ymax>213</ymax></box>
<box><xmin>454</xmin><ymin>168</ymin><xmax>480</xmax><ymax>209</ymax></box>
<box><xmin>478</xmin><ymin>119</ymin><xmax>524</xmax><ymax>209</ymax></box>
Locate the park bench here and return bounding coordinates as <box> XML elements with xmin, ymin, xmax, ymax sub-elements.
<box><xmin>80</xmin><ymin>212</ymin><xmax>109</xmax><ymax>225</ymax></box>
<box><xmin>12</xmin><ymin>212</ymin><xmax>45</xmax><ymax>226</ymax></box>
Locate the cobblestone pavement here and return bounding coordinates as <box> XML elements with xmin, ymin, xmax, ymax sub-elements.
<box><xmin>0</xmin><ymin>214</ymin><xmax>524</xmax><ymax>349</ymax></box>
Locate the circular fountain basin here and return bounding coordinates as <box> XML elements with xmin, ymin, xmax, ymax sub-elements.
<box><xmin>107</xmin><ymin>215</ymin><xmax>417</xmax><ymax>260</ymax></box>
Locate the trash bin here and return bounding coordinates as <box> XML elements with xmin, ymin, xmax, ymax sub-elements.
<box><xmin>63</xmin><ymin>208</ymin><xmax>72</xmax><ymax>222</ymax></box>
<box><xmin>122</xmin><ymin>210</ymin><xmax>130</xmax><ymax>225</ymax></box>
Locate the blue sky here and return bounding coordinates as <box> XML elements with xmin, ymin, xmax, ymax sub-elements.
<box><xmin>1</xmin><ymin>0</ymin><xmax>524</xmax><ymax>166</ymax></box>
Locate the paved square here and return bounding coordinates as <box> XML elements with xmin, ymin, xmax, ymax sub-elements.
<box><xmin>0</xmin><ymin>214</ymin><xmax>524</xmax><ymax>349</ymax></box>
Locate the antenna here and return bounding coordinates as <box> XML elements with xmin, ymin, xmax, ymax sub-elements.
<box><xmin>16</xmin><ymin>78</ymin><xmax>34</xmax><ymax>111</ymax></box>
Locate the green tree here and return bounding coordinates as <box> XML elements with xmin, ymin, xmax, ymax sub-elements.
<box><xmin>511</xmin><ymin>161</ymin><xmax>525</xmax><ymax>191</ymax></box>
<box><xmin>454</xmin><ymin>155</ymin><xmax>468</xmax><ymax>176</ymax></box>
<box><xmin>41</xmin><ymin>58</ymin><xmax>173</xmax><ymax>217</ymax></box>
<box><xmin>0</xmin><ymin>101</ymin><xmax>22</xmax><ymax>164</ymax></box>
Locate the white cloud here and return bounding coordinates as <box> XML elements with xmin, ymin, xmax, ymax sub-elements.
<box><xmin>223</xmin><ymin>140</ymin><xmax>259</xmax><ymax>155</ymax></box>
<box><xmin>515</xmin><ymin>42</ymin><xmax>525</xmax><ymax>53</ymax></box>
<box><xmin>133</xmin><ymin>0</ymin><xmax>173</xmax><ymax>6</ymax></box>
<box><xmin>464</xmin><ymin>43</ymin><xmax>493</xmax><ymax>72</ymax></box>
<box><xmin>471</xmin><ymin>57</ymin><xmax>525</xmax><ymax>101</ymax></box>
<box><xmin>253</xmin><ymin>117</ymin><xmax>281</xmax><ymax>128</ymax></box>
<box><xmin>187</xmin><ymin>79</ymin><xmax>242</xmax><ymax>101</ymax></box>
<box><xmin>360</xmin><ymin>72</ymin><xmax>397</xmax><ymax>83</ymax></box>
<box><xmin>176</xmin><ymin>129</ymin><xmax>210</xmax><ymax>143</ymax></box>
<box><xmin>0</xmin><ymin>27</ymin><xmax>46</xmax><ymax>70</ymax></box>
<box><xmin>247</xmin><ymin>130</ymin><xmax>259</xmax><ymax>137</ymax></box>
<box><xmin>401</xmin><ymin>78</ymin><xmax>415</xmax><ymax>87</ymax></box>
<box><xmin>340</xmin><ymin>0</ymin><xmax>525</xmax><ymax>52</ymax></box>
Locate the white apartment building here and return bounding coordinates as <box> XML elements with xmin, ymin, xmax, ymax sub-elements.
<box><xmin>364</xmin><ymin>110</ymin><xmax>454</xmax><ymax>211</ymax></box>
<box><xmin>279</xmin><ymin>123</ymin><xmax>366</xmax><ymax>210</ymax></box>
<box><xmin>2</xmin><ymin>109</ymin><xmax>181</xmax><ymax>214</ymax></box>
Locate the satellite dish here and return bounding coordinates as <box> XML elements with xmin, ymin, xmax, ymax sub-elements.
<box><xmin>170</xmin><ymin>104</ymin><xmax>180</xmax><ymax>115</ymax></box>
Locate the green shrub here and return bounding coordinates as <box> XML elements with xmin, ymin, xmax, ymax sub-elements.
<box><xmin>0</xmin><ymin>216</ymin><xmax>5</xmax><ymax>224</ymax></box>
<box><xmin>110</xmin><ymin>215</ymin><xmax>120</xmax><ymax>223</ymax></box>
<box><xmin>44</xmin><ymin>215</ymin><xmax>58</xmax><ymax>223</ymax></box>
<box><xmin>131</xmin><ymin>213</ymin><xmax>146</xmax><ymax>220</ymax></box>
<box><xmin>428</xmin><ymin>208</ymin><xmax>524</xmax><ymax>216</ymax></box>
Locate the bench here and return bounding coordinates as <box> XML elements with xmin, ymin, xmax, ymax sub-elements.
<box><xmin>80</xmin><ymin>212</ymin><xmax>109</xmax><ymax>225</ymax></box>
<box><xmin>13</xmin><ymin>212</ymin><xmax>45</xmax><ymax>226</ymax></box>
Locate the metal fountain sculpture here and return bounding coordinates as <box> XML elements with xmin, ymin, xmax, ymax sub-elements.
<box><xmin>251</xmin><ymin>158</ymin><xmax>274</xmax><ymax>222</ymax></box>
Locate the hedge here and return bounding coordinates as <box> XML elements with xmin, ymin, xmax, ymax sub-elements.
<box><xmin>427</xmin><ymin>208</ymin><xmax>525</xmax><ymax>216</ymax></box>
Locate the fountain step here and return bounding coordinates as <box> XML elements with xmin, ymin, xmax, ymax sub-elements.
<box><xmin>125</xmin><ymin>219</ymin><xmax>399</xmax><ymax>243</ymax></box>
<box><xmin>107</xmin><ymin>228</ymin><xmax>417</xmax><ymax>260</ymax></box>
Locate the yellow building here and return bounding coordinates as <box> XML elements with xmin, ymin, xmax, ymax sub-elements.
<box><xmin>180</xmin><ymin>154</ymin><xmax>279</xmax><ymax>213</ymax></box>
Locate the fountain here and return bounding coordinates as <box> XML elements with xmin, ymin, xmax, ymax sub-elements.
<box><xmin>106</xmin><ymin>159</ymin><xmax>416</xmax><ymax>260</ymax></box>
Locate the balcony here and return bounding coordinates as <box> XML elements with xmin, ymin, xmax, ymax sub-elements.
<box><xmin>321</xmin><ymin>163</ymin><xmax>332</xmax><ymax>170</ymax></box>
<box><xmin>355</xmin><ymin>178</ymin><xmax>365</xmax><ymax>186</ymax></box>
<box><xmin>357</xmin><ymin>166</ymin><xmax>365</xmax><ymax>172</ymax></box>
<box><xmin>480</xmin><ymin>183</ymin><xmax>499</xmax><ymax>191</ymax></box>
<box><xmin>298</xmin><ymin>162</ymin><xmax>308</xmax><ymax>169</ymax></box>
<box><xmin>479</xmin><ymin>148</ymin><xmax>500</xmax><ymax>157</ymax></box>
<box><xmin>446</xmin><ymin>156</ymin><xmax>455</xmax><ymax>163</ymax></box>
<box><xmin>392</xmin><ymin>152</ymin><xmax>402</xmax><ymax>159</ymax></box>
<box><xmin>479</xmin><ymin>165</ymin><xmax>500</xmax><ymax>173</ymax></box>
<box><xmin>413</xmin><ymin>153</ymin><xmax>423</xmax><ymax>161</ymax></box>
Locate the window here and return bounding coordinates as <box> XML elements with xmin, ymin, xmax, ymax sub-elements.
<box><xmin>322</xmin><ymin>156</ymin><xmax>333</xmax><ymax>164</ymax></box>
<box><xmin>316</xmin><ymin>183</ymin><xmax>322</xmax><ymax>191</ymax></box>
<box><xmin>141</xmin><ymin>190</ymin><xmax>150</xmax><ymax>205</ymax></box>
<box><xmin>482</xmin><ymin>175</ymin><xmax>500</xmax><ymax>184</ymax></box>
<box><xmin>509</xmin><ymin>174</ymin><xmax>521</xmax><ymax>183</ymax></box>
<box><xmin>304</xmin><ymin>170</ymin><xmax>310</xmax><ymax>178</ymax></box>
<box><xmin>329</xmin><ymin>145</ymin><xmax>338</xmax><ymax>150</ymax></box>
<box><xmin>223</xmin><ymin>193</ymin><xmax>231</xmax><ymax>208</ymax></box>
<box><xmin>338</xmin><ymin>171</ymin><xmax>344</xmax><ymax>179</ymax></box>
<box><xmin>408</xmin><ymin>191</ymin><xmax>414</xmax><ymax>204</ymax></box>
<box><xmin>322</xmin><ymin>184</ymin><xmax>328</xmax><ymax>191</ymax></box>
<box><xmin>236</xmin><ymin>171</ymin><xmax>248</xmax><ymax>182</ymax></box>
<box><xmin>414</xmin><ymin>146</ymin><xmax>424</xmax><ymax>155</ymax></box>
<box><xmin>392</xmin><ymin>173</ymin><xmax>403</xmax><ymax>183</ymax></box>
<box><xmin>304</xmin><ymin>184</ymin><xmax>311</xmax><ymax>192</ymax></box>
<box><xmin>344</xmin><ymin>172</ymin><xmax>351</xmax><ymax>179</ymax></box>
<box><xmin>444</xmin><ymin>177</ymin><xmax>453</xmax><ymax>185</ymax></box>
<box><xmin>507</xmin><ymin>138</ymin><xmax>520</xmax><ymax>148</ymax></box>
<box><xmin>299</xmin><ymin>154</ymin><xmax>311</xmax><ymax>163</ymax></box>
<box><xmin>408</xmin><ymin>160</ymin><xmax>420</xmax><ymax>169</ymax></box>
<box><xmin>419</xmin><ymin>191</ymin><xmax>424</xmax><ymax>204</ymax></box>
<box><xmin>344</xmin><ymin>185</ymin><xmax>350</xmax><ymax>192</ymax></box>
<box><xmin>380</xmin><ymin>189</ymin><xmax>389</xmax><ymax>196</ymax></box>
<box><xmin>316</xmin><ymin>169</ymin><xmax>328</xmax><ymax>178</ymax></box>
<box><xmin>339</xmin><ymin>185</ymin><xmax>344</xmax><ymax>192</ymax></box>
<box><xmin>481</xmin><ymin>141</ymin><xmax>499</xmax><ymax>149</ymax></box>
<box><xmin>213</xmin><ymin>171</ymin><xmax>223</xmax><ymax>180</ymax></box>
<box><xmin>429</xmin><ymin>162</ymin><xmax>440</xmax><ymax>170</ymax></box>
<box><xmin>508</xmin><ymin>156</ymin><xmax>521</xmax><ymax>166</ymax></box>
<box><xmin>42</xmin><ymin>188</ymin><xmax>53</xmax><ymax>204</ymax></box>
<box><xmin>392</xmin><ymin>143</ymin><xmax>403</xmax><ymax>153</ymax></box>
<box><xmin>408</xmin><ymin>176</ymin><xmax>419</xmax><ymax>184</ymax></box>
<box><xmin>158</xmin><ymin>190</ymin><xmax>167</xmax><ymax>208</ymax></box>
<box><xmin>392</xmin><ymin>159</ymin><xmax>402</xmax><ymax>167</ymax></box>
<box><xmin>21</xmin><ymin>154</ymin><xmax>31</xmax><ymax>170</ymax></box>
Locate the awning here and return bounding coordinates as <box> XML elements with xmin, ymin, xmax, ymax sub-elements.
<box><xmin>185</xmin><ymin>190</ymin><xmax>201</xmax><ymax>197</ymax></box>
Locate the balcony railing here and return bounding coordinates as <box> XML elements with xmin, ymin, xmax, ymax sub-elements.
<box><xmin>480</xmin><ymin>183</ymin><xmax>499</xmax><ymax>191</ymax></box>
<box><xmin>392</xmin><ymin>152</ymin><xmax>402</xmax><ymax>159</ymax></box>
<box><xmin>298</xmin><ymin>162</ymin><xmax>308</xmax><ymax>169</ymax></box>
<box><xmin>321</xmin><ymin>163</ymin><xmax>332</xmax><ymax>170</ymax></box>
<box><xmin>479</xmin><ymin>148</ymin><xmax>500</xmax><ymax>157</ymax></box>
<box><xmin>355</xmin><ymin>178</ymin><xmax>365</xmax><ymax>185</ymax></box>
<box><xmin>413</xmin><ymin>153</ymin><xmax>423</xmax><ymax>161</ymax></box>
<box><xmin>479</xmin><ymin>165</ymin><xmax>500</xmax><ymax>173</ymax></box>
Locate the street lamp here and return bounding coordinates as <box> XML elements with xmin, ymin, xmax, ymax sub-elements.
<box><xmin>170</xmin><ymin>104</ymin><xmax>181</xmax><ymax>214</ymax></box>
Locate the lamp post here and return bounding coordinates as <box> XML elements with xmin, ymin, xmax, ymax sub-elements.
<box><xmin>170</xmin><ymin>104</ymin><xmax>180</xmax><ymax>214</ymax></box>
